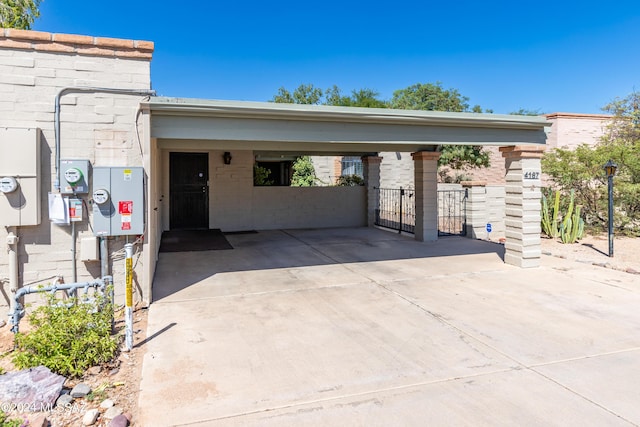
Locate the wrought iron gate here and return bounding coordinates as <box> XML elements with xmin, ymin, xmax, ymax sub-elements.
<box><xmin>374</xmin><ymin>187</ymin><xmax>467</xmax><ymax>236</ymax></box>
<box><xmin>374</xmin><ymin>187</ymin><xmax>415</xmax><ymax>234</ymax></box>
<box><xmin>437</xmin><ymin>189</ymin><xmax>467</xmax><ymax>236</ymax></box>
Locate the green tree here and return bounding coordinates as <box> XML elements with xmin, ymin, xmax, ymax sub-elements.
<box><xmin>0</xmin><ymin>0</ymin><xmax>42</xmax><ymax>29</ymax></box>
<box><xmin>390</xmin><ymin>82</ymin><xmax>491</xmax><ymax>170</ymax></box>
<box><xmin>543</xmin><ymin>91</ymin><xmax>640</xmax><ymax>235</ymax></box>
<box><xmin>325</xmin><ymin>85</ymin><xmax>388</xmax><ymax>108</ymax></box>
<box><xmin>272</xmin><ymin>84</ymin><xmax>324</xmax><ymax>105</ymax></box>
<box><xmin>290</xmin><ymin>156</ymin><xmax>316</xmax><ymax>186</ymax></box>
<box><xmin>510</xmin><ymin>108</ymin><xmax>543</xmax><ymax>116</ymax></box>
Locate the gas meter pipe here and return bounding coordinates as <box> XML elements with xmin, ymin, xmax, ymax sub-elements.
<box><xmin>124</xmin><ymin>243</ymin><xmax>134</xmax><ymax>351</ymax></box>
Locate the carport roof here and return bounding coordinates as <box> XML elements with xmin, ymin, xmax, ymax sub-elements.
<box><xmin>144</xmin><ymin>96</ymin><xmax>549</xmax><ymax>153</ymax></box>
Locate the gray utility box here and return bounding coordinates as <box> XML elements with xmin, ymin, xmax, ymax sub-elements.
<box><xmin>60</xmin><ymin>159</ymin><xmax>90</xmax><ymax>194</ymax></box>
<box><xmin>92</xmin><ymin>167</ymin><xmax>144</xmax><ymax>236</ymax></box>
<box><xmin>0</xmin><ymin>128</ymin><xmax>41</xmax><ymax>226</ymax></box>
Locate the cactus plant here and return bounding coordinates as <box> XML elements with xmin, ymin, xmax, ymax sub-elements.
<box><xmin>541</xmin><ymin>190</ymin><xmax>561</xmax><ymax>238</ymax></box>
<box><xmin>541</xmin><ymin>189</ymin><xmax>584</xmax><ymax>243</ymax></box>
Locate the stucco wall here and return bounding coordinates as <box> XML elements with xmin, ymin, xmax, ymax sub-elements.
<box><xmin>0</xmin><ymin>29</ymin><xmax>153</xmax><ymax>308</ymax></box>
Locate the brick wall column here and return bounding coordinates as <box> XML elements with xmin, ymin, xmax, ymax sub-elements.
<box><xmin>461</xmin><ymin>181</ymin><xmax>488</xmax><ymax>239</ymax></box>
<box><xmin>500</xmin><ymin>146</ymin><xmax>545</xmax><ymax>267</ymax></box>
<box><xmin>362</xmin><ymin>155</ymin><xmax>382</xmax><ymax>227</ymax></box>
<box><xmin>412</xmin><ymin>151</ymin><xmax>440</xmax><ymax>242</ymax></box>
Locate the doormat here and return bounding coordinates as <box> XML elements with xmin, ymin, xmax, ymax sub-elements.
<box><xmin>159</xmin><ymin>229</ymin><xmax>233</xmax><ymax>253</ymax></box>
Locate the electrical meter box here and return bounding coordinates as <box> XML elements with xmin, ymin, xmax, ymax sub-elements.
<box><xmin>92</xmin><ymin>167</ymin><xmax>144</xmax><ymax>236</ymax></box>
<box><xmin>0</xmin><ymin>128</ymin><xmax>41</xmax><ymax>227</ymax></box>
<box><xmin>60</xmin><ymin>159</ymin><xmax>90</xmax><ymax>194</ymax></box>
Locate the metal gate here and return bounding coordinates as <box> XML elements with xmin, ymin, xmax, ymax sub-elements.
<box><xmin>374</xmin><ymin>187</ymin><xmax>415</xmax><ymax>234</ymax></box>
<box><xmin>437</xmin><ymin>189</ymin><xmax>467</xmax><ymax>236</ymax></box>
<box><xmin>374</xmin><ymin>187</ymin><xmax>467</xmax><ymax>236</ymax></box>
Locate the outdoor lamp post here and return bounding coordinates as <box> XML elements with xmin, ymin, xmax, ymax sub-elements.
<box><xmin>604</xmin><ymin>159</ymin><xmax>617</xmax><ymax>257</ymax></box>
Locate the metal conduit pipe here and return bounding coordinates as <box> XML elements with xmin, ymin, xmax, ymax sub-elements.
<box><xmin>54</xmin><ymin>87</ymin><xmax>155</xmax><ymax>190</ymax></box>
<box><xmin>7</xmin><ymin>228</ymin><xmax>19</xmax><ymax>317</ymax></box>
<box><xmin>9</xmin><ymin>276</ymin><xmax>113</xmax><ymax>333</ymax></box>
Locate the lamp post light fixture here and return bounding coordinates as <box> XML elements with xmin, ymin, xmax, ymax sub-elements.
<box><xmin>603</xmin><ymin>159</ymin><xmax>617</xmax><ymax>257</ymax></box>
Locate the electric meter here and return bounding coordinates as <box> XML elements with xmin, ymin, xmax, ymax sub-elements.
<box><xmin>92</xmin><ymin>188</ymin><xmax>110</xmax><ymax>205</ymax></box>
<box><xmin>0</xmin><ymin>176</ymin><xmax>18</xmax><ymax>194</ymax></box>
<box><xmin>64</xmin><ymin>168</ymin><xmax>83</xmax><ymax>184</ymax></box>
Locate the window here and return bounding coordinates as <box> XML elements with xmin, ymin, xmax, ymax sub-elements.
<box><xmin>340</xmin><ymin>156</ymin><xmax>363</xmax><ymax>177</ymax></box>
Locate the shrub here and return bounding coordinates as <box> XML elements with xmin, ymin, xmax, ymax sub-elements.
<box><xmin>335</xmin><ymin>174</ymin><xmax>364</xmax><ymax>186</ymax></box>
<box><xmin>290</xmin><ymin>156</ymin><xmax>316</xmax><ymax>187</ymax></box>
<box><xmin>12</xmin><ymin>293</ymin><xmax>118</xmax><ymax>377</ymax></box>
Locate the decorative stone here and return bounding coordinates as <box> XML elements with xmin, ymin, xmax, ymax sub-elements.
<box><xmin>0</xmin><ymin>366</ymin><xmax>66</xmax><ymax>408</ymax></box>
<box><xmin>104</xmin><ymin>406</ymin><xmax>123</xmax><ymax>419</ymax></box>
<box><xmin>82</xmin><ymin>408</ymin><xmax>100</xmax><ymax>426</ymax></box>
<box><xmin>100</xmin><ymin>399</ymin><xmax>115</xmax><ymax>409</ymax></box>
<box><xmin>70</xmin><ymin>383</ymin><xmax>92</xmax><ymax>398</ymax></box>
<box><xmin>29</xmin><ymin>414</ymin><xmax>49</xmax><ymax>427</ymax></box>
<box><xmin>109</xmin><ymin>414</ymin><xmax>130</xmax><ymax>427</ymax></box>
<box><xmin>123</xmin><ymin>412</ymin><xmax>133</xmax><ymax>421</ymax></box>
<box><xmin>56</xmin><ymin>393</ymin><xmax>74</xmax><ymax>407</ymax></box>
<box><xmin>87</xmin><ymin>366</ymin><xmax>102</xmax><ymax>375</ymax></box>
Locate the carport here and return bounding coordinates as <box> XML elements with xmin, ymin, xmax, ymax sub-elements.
<box><xmin>137</xmin><ymin>98</ymin><xmax>548</xmax><ymax>300</ymax></box>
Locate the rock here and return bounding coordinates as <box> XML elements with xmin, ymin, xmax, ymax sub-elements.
<box><xmin>108</xmin><ymin>368</ymin><xmax>120</xmax><ymax>376</ymax></box>
<box><xmin>104</xmin><ymin>406</ymin><xmax>123</xmax><ymax>419</ymax></box>
<box><xmin>123</xmin><ymin>412</ymin><xmax>132</xmax><ymax>422</ymax></box>
<box><xmin>0</xmin><ymin>366</ymin><xmax>66</xmax><ymax>408</ymax></box>
<box><xmin>29</xmin><ymin>414</ymin><xmax>49</xmax><ymax>427</ymax></box>
<box><xmin>0</xmin><ymin>319</ymin><xmax>6</xmax><ymax>328</ymax></box>
<box><xmin>100</xmin><ymin>398</ymin><xmax>115</xmax><ymax>409</ymax></box>
<box><xmin>70</xmin><ymin>383</ymin><xmax>92</xmax><ymax>398</ymax></box>
<box><xmin>109</xmin><ymin>414</ymin><xmax>130</xmax><ymax>427</ymax></box>
<box><xmin>87</xmin><ymin>366</ymin><xmax>102</xmax><ymax>375</ymax></box>
<box><xmin>626</xmin><ymin>267</ymin><xmax>639</xmax><ymax>274</ymax></box>
<box><xmin>82</xmin><ymin>408</ymin><xmax>100</xmax><ymax>426</ymax></box>
<box><xmin>56</xmin><ymin>393</ymin><xmax>74</xmax><ymax>407</ymax></box>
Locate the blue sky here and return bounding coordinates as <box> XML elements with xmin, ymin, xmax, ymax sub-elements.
<box><xmin>33</xmin><ymin>0</ymin><xmax>640</xmax><ymax>114</ymax></box>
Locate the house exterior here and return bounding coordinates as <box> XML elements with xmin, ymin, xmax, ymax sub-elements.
<box><xmin>0</xmin><ymin>29</ymin><xmax>549</xmax><ymax>311</ymax></box>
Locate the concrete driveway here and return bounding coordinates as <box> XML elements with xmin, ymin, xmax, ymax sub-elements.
<box><xmin>139</xmin><ymin>228</ymin><xmax>640</xmax><ymax>426</ymax></box>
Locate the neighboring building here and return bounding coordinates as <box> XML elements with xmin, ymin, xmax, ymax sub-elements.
<box><xmin>0</xmin><ymin>29</ymin><xmax>549</xmax><ymax>314</ymax></box>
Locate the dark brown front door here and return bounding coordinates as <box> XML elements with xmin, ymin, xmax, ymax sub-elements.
<box><xmin>170</xmin><ymin>152</ymin><xmax>209</xmax><ymax>229</ymax></box>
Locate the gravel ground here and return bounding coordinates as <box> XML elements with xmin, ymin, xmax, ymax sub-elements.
<box><xmin>541</xmin><ymin>234</ymin><xmax>640</xmax><ymax>274</ymax></box>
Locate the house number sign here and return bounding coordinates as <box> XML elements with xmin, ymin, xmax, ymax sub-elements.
<box><xmin>524</xmin><ymin>171</ymin><xmax>540</xmax><ymax>180</ymax></box>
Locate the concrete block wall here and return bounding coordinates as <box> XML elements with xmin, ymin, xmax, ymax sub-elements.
<box><xmin>209</xmin><ymin>150</ymin><xmax>254</xmax><ymax>231</ymax></box>
<box><xmin>379</xmin><ymin>151</ymin><xmax>414</xmax><ymax>189</ymax></box>
<box><xmin>486</xmin><ymin>185</ymin><xmax>506</xmax><ymax>238</ymax></box>
<box><xmin>252</xmin><ymin>187</ymin><xmax>366</xmax><ymax>229</ymax></box>
<box><xmin>204</xmin><ymin>150</ymin><xmax>367</xmax><ymax>231</ymax></box>
<box><xmin>0</xmin><ymin>29</ymin><xmax>153</xmax><ymax>308</ymax></box>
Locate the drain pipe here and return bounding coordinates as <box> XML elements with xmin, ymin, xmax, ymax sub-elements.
<box><xmin>9</xmin><ymin>276</ymin><xmax>112</xmax><ymax>333</ymax></box>
<box><xmin>54</xmin><ymin>87</ymin><xmax>156</xmax><ymax>190</ymax></box>
<box><xmin>6</xmin><ymin>227</ymin><xmax>19</xmax><ymax>317</ymax></box>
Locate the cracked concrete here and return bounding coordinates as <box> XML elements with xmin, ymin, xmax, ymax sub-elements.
<box><xmin>139</xmin><ymin>228</ymin><xmax>640</xmax><ymax>426</ymax></box>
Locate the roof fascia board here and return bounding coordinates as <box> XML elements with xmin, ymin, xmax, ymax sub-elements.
<box><xmin>144</xmin><ymin>97</ymin><xmax>550</xmax><ymax>131</ymax></box>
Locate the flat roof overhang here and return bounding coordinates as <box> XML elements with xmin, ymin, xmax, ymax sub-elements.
<box><xmin>144</xmin><ymin>97</ymin><xmax>549</xmax><ymax>153</ymax></box>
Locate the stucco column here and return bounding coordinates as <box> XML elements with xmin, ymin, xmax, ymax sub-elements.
<box><xmin>412</xmin><ymin>151</ymin><xmax>440</xmax><ymax>242</ymax></box>
<box><xmin>362</xmin><ymin>156</ymin><xmax>382</xmax><ymax>227</ymax></box>
<box><xmin>500</xmin><ymin>146</ymin><xmax>545</xmax><ymax>268</ymax></box>
<box><xmin>461</xmin><ymin>181</ymin><xmax>488</xmax><ymax>239</ymax></box>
